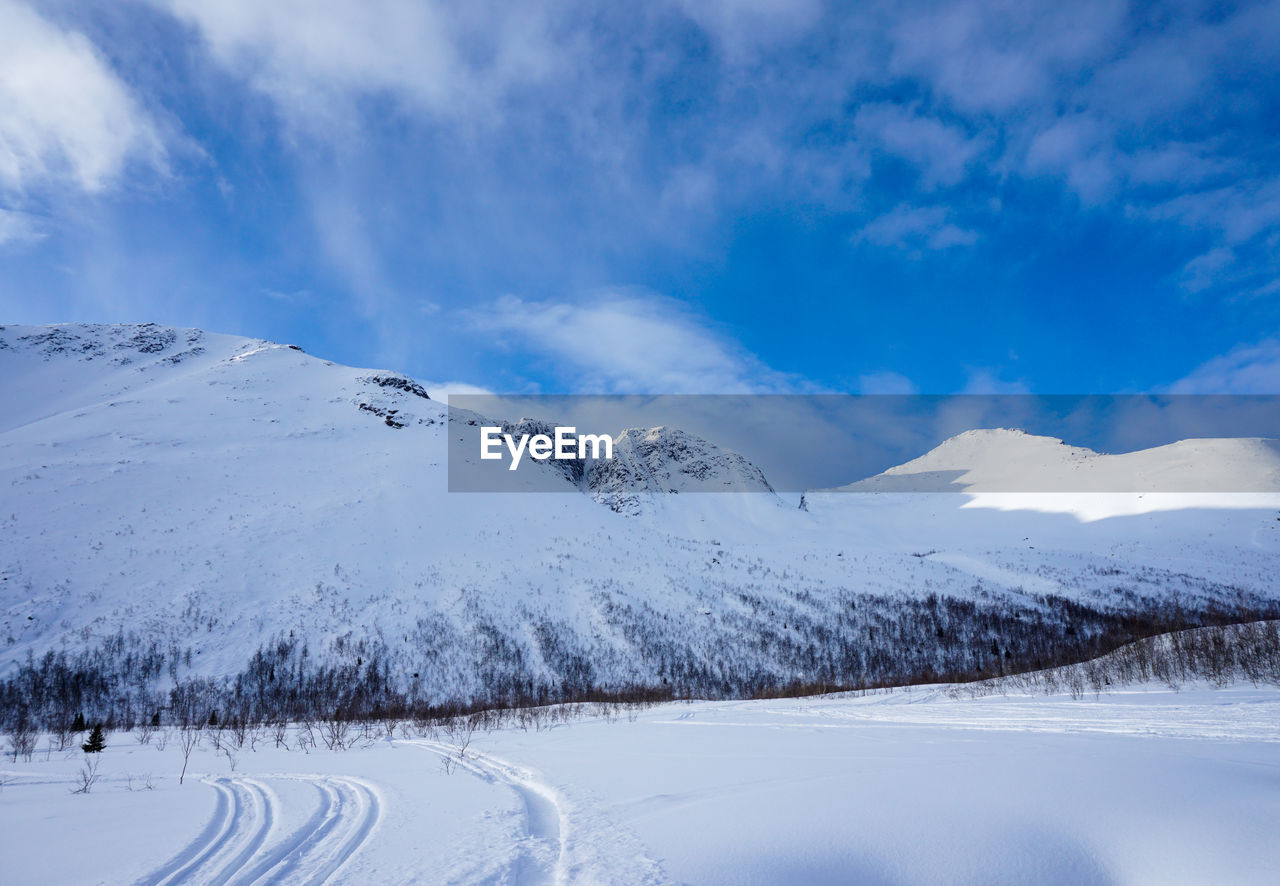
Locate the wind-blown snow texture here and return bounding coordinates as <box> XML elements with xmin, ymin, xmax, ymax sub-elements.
<box><xmin>2</xmin><ymin>324</ymin><xmax>1279</xmax><ymax>705</ymax></box>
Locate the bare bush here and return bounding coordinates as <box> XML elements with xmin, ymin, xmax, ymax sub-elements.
<box><xmin>7</xmin><ymin>721</ymin><xmax>36</xmax><ymax>763</ymax></box>
<box><xmin>53</xmin><ymin>720</ymin><xmax>76</xmax><ymax>753</ymax></box>
<box><xmin>72</xmin><ymin>757</ymin><xmax>101</xmax><ymax>795</ymax></box>
<box><xmin>441</xmin><ymin>713</ymin><xmax>481</xmax><ymax>759</ymax></box>
<box><xmin>125</xmin><ymin>771</ymin><xmax>155</xmax><ymax>791</ymax></box>
<box><xmin>228</xmin><ymin>718</ymin><xmax>249</xmax><ymax>750</ymax></box>
<box><xmin>297</xmin><ymin>718</ymin><xmax>316</xmax><ymax>751</ymax></box>
<box><xmin>178</xmin><ymin>725</ymin><xmax>201</xmax><ymax>785</ymax></box>
<box><xmin>320</xmin><ymin>717</ymin><xmax>350</xmax><ymax>751</ymax></box>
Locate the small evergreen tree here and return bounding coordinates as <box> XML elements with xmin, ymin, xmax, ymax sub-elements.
<box><xmin>71</xmin><ymin>712</ymin><xmax>87</xmax><ymax>733</ymax></box>
<box><xmin>82</xmin><ymin>724</ymin><xmax>106</xmax><ymax>754</ymax></box>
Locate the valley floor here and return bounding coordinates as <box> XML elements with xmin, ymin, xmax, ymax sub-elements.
<box><xmin>3</xmin><ymin>681</ymin><xmax>1278</xmax><ymax>885</ymax></box>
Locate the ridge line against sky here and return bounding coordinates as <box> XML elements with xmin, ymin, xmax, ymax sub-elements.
<box><xmin>1</xmin><ymin>0</ymin><xmax>1278</xmax><ymax>395</ymax></box>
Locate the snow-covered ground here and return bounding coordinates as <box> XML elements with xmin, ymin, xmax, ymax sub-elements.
<box><xmin>4</xmin><ymin>680</ymin><xmax>1278</xmax><ymax>885</ymax></box>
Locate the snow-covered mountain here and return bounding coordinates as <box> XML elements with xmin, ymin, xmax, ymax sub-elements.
<box><xmin>2</xmin><ymin>323</ymin><xmax>1278</xmax><ymax>715</ymax></box>
<box><xmin>585</xmin><ymin>425</ymin><xmax>774</xmax><ymax>513</ymax></box>
<box><xmin>841</xmin><ymin>427</ymin><xmax>1280</xmax><ymax>492</ymax></box>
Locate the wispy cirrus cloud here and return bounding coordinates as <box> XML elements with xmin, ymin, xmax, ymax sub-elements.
<box><xmin>857</xmin><ymin>370</ymin><xmax>918</xmax><ymax>395</ymax></box>
<box><xmin>0</xmin><ymin>0</ymin><xmax>165</xmax><ymax>195</ymax></box>
<box><xmin>0</xmin><ymin>206</ymin><xmax>46</xmax><ymax>246</ymax></box>
<box><xmin>853</xmin><ymin>204</ymin><xmax>978</xmax><ymax>252</ymax></box>
<box><xmin>151</xmin><ymin>0</ymin><xmax>568</xmax><ymax>128</ymax></box>
<box><xmin>103</xmin><ymin>0</ymin><xmax>1280</xmax><ymax>301</ymax></box>
<box><xmin>1170</xmin><ymin>337</ymin><xmax>1280</xmax><ymax>394</ymax></box>
<box><xmin>467</xmin><ymin>292</ymin><xmax>803</xmax><ymax>394</ymax></box>
<box><xmin>852</xmin><ymin>103</ymin><xmax>985</xmax><ymax>189</ymax></box>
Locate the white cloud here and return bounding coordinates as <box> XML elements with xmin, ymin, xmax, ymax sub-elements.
<box><xmin>152</xmin><ymin>0</ymin><xmax>565</xmax><ymax>125</ymax></box>
<box><xmin>0</xmin><ymin>206</ymin><xmax>45</xmax><ymax>246</ymax></box>
<box><xmin>0</xmin><ymin>0</ymin><xmax>164</xmax><ymax>193</ymax></box>
<box><xmin>467</xmin><ymin>292</ymin><xmax>798</xmax><ymax>393</ymax></box>
<box><xmin>853</xmin><ymin>204</ymin><xmax>978</xmax><ymax>251</ymax></box>
<box><xmin>1178</xmin><ymin>247</ymin><xmax>1235</xmax><ymax>294</ymax></box>
<box><xmin>853</xmin><ymin>103</ymin><xmax>984</xmax><ymax>187</ymax></box>
<box><xmin>961</xmin><ymin>368</ymin><xmax>1030</xmax><ymax>395</ymax></box>
<box><xmin>1145</xmin><ymin>180</ymin><xmax>1280</xmax><ymax>247</ymax></box>
<box><xmin>1123</xmin><ymin>142</ymin><xmax>1234</xmax><ymax>189</ymax></box>
<box><xmin>885</xmin><ymin>0</ymin><xmax>1126</xmax><ymax>114</ymax></box>
<box><xmin>1022</xmin><ymin>114</ymin><xmax>1116</xmax><ymax>205</ymax></box>
<box><xmin>260</xmin><ymin>287</ymin><xmax>314</xmax><ymax>305</ymax></box>
<box><xmin>857</xmin><ymin>370</ymin><xmax>918</xmax><ymax>395</ymax></box>
<box><xmin>424</xmin><ymin>381</ymin><xmax>497</xmax><ymax>402</ymax></box>
<box><xmin>874</xmin><ymin>0</ymin><xmax>1280</xmax><ymax>277</ymax></box>
<box><xmin>1170</xmin><ymin>337</ymin><xmax>1280</xmax><ymax>394</ymax></box>
<box><xmin>676</xmin><ymin>0</ymin><xmax>824</xmax><ymax>61</ymax></box>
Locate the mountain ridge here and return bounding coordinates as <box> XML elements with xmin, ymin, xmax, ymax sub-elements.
<box><xmin>2</xmin><ymin>323</ymin><xmax>1278</xmax><ymax>720</ymax></box>
<box><xmin>838</xmin><ymin>427</ymin><xmax>1280</xmax><ymax>493</ymax></box>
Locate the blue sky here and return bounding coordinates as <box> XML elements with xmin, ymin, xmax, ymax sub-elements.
<box><xmin>2</xmin><ymin>0</ymin><xmax>1279</xmax><ymax>395</ymax></box>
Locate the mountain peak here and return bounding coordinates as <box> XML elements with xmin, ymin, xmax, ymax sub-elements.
<box><xmin>842</xmin><ymin>427</ymin><xmax>1280</xmax><ymax>492</ymax></box>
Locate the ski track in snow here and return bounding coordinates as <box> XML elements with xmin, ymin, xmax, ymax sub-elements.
<box><xmin>410</xmin><ymin>739</ymin><xmax>567</xmax><ymax>885</ymax></box>
<box><xmin>136</xmin><ymin>774</ymin><xmax>380</xmax><ymax>886</ymax></box>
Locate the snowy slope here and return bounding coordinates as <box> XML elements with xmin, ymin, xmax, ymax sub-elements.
<box><xmin>2</xmin><ymin>324</ymin><xmax>1279</xmax><ymax>703</ymax></box>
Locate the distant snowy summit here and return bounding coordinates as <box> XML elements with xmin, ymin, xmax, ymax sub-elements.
<box><xmin>840</xmin><ymin>428</ymin><xmax>1280</xmax><ymax>492</ymax></box>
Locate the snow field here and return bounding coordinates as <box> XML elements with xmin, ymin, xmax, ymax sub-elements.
<box><xmin>3</xmin><ymin>680</ymin><xmax>1278</xmax><ymax>885</ymax></box>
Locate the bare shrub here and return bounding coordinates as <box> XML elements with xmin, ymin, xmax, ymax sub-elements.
<box><xmin>228</xmin><ymin>719</ymin><xmax>249</xmax><ymax>750</ymax></box>
<box><xmin>7</xmin><ymin>721</ymin><xmax>36</xmax><ymax>763</ymax></box>
<box><xmin>178</xmin><ymin>725</ymin><xmax>201</xmax><ymax>785</ymax></box>
<box><xmin>297</xmin><ymin>718</ymin><xmax>316</xmax><ymax>751</ymax></box>
<box><xmin>441</xmin><ymin>713</ymin><xmax>481</xmax><ymax>759</ymax></box>
<box><xmin>72</xmin><ymin>757</ymin><xmax>101</xmax><ymax>795</ymax></box>
<box><xmin>124</xmin><ymin>771</ymin><xmax>154</xmax><ymax>791</ymax></box>
<box><xmin>320</xmin><ymin>717</ymin><xmax>350</xmax><ymax>751</ymax></box>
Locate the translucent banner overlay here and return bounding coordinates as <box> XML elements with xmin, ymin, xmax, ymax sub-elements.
<box><xmin>446</xmin><ymin>395</ymin><xmax>1280</xmax><ymax>493</ymax></box>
